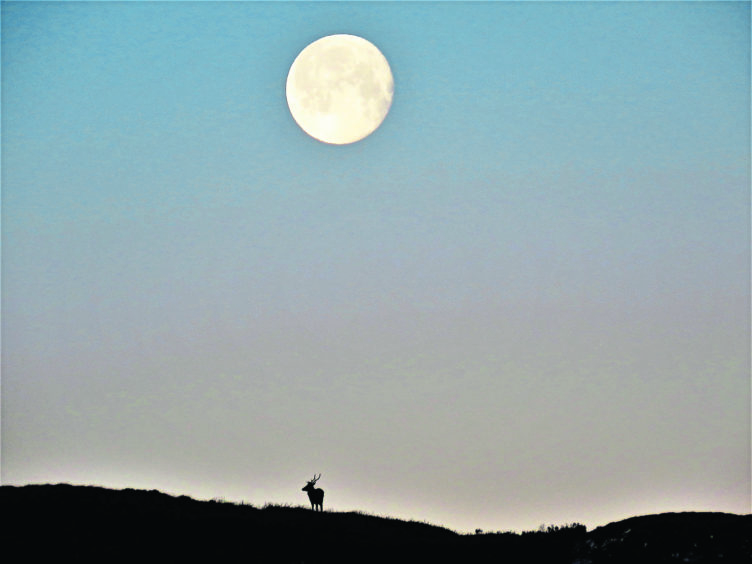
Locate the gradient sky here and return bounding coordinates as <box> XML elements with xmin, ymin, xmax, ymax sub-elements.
<box><xmin>2</xmin><ymin>1</ymin><xmax>750</xmax><ymax>533</ymax></box>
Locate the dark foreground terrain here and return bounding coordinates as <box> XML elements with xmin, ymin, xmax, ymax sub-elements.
<box><xmin>2</xmin><ymin>484</ymin><xmax>750</xmax><ymax>563</ymax></box>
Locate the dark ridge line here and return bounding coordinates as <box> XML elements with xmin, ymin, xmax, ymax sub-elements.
<box><xmin>3</xmin><ymin>483</ymin><xmax>750</xmax><ymax>564</ymax></box>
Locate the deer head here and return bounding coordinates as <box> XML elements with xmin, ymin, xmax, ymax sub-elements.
<box><xmin>302</xmin><ymin>473</ymin><xmax>321</xmax><ymax>490</ymax></box>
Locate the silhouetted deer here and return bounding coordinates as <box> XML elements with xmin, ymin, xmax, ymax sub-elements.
<box><xmin>302</xmin><ymin>474</ymin><xmax>324</xmax><ymax>511</ymax></box>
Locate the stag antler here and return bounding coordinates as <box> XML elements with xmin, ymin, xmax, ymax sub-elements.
<box><xmin>311</xmin><ymin>473</ymin><xmax>321</xmax><ymax>484</ymax></box>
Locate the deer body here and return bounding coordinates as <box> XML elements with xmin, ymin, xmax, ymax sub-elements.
<box><xmin>302</xmin><ymin>474</ymin><xmax>324</xmax><ymax>511</ymax></box>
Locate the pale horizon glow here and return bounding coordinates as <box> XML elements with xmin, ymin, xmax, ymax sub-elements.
<box><xmin>2</xmin><ymin>1</ymin><xmax>749</xmax><ymax>534</ymax></box>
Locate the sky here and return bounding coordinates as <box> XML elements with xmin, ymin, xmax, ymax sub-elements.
<box><xmin>2</xmin><ymin>1</ymin><xmax>750</xmax><ymax>533</ymax></box>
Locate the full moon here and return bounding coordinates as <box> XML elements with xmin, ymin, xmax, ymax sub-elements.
<box><xmin>286</xmin><ymin>34</ymin><xmax>394</xmax><ymax>145</ymax></box>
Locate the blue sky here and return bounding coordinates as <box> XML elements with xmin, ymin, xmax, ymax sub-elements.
<box><xmin>2</xmin><ymin>1</ymin><xmax>749</xmax><ymax>532</ymax></box>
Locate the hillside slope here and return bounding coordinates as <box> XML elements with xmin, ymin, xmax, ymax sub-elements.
<box><xmin>2</xmin><ymin>484</ymin><xmax>749</xmax><ymax>563</ymax></box>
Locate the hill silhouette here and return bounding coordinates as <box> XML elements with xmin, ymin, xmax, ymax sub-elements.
<box><xmin>2</xmin><ymin>484</ymin><xmax>749</xmax><ymax>563</ymax></box>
